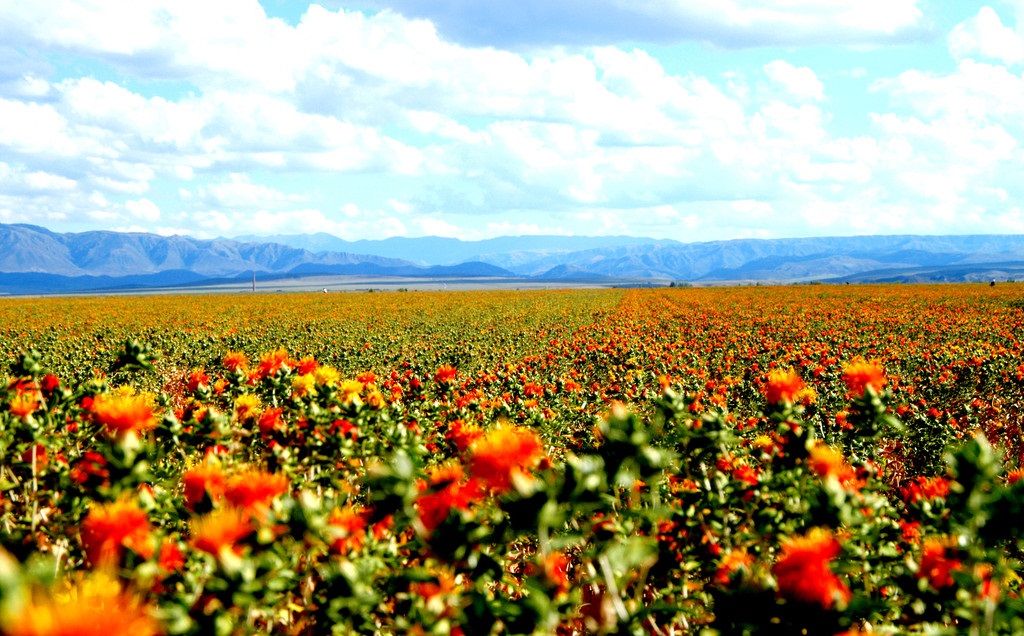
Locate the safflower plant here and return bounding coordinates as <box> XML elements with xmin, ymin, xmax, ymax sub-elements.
<box><xmin>1</xmin><ymin>285</ymin><xmax>1024</xmax><ymax>635</ymax></box>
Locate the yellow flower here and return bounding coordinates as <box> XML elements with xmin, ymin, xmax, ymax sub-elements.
<box><xmin>291</xmin><ymin>373</ymin><xmax>315</xmax><ymax>398</ymax></box>
<box><xmin>314</xmin><ymin>366</ymin><xmax>341</xmax><ymax>386</ymax></box>
<box><xmin>338</xmin><ymin>380</ymin><xmax>364</xmax><ymax>405</ymax></box>
<box><xmin>233</xmin><ymin>394</ymin><xmax>261</xmax><ymax>421</ymax></box>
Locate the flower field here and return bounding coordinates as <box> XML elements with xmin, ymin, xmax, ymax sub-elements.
<box><xmin>1</xmin><ymin>283</ymin><xmax>1024</xmax><ymax>635</ymax></box>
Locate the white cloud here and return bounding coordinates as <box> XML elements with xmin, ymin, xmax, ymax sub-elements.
<box><xmin>125</xmin><ymin>198</ymin><xmax>161</xmax><ymax>222</ymax></box>
<box><xmin>191</xmin><ymin>174</ymin><xmax>308</xmax><ymax>209</ymax></box>
<box><xmin>763</xmin><ymin>60</ymin><xmax>824</xmax><ymax>101</ymax></box>
<box><xmin>0</xmin><ymin>163</ymin><xmax>76</xmax><ymax>193</ymax></box>
<box><xmin>948</xmin><ymin>6</ymin><xmax>1024</xmax><ymax>65</ymax></box>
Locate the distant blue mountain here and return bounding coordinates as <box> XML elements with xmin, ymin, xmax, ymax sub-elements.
<box><xmin>3</xmin><ymin>223</ymin><xmax>1024</xmax><ymax>294</ymax></box>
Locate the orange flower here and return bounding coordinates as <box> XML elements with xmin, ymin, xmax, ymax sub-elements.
<box><xmin>224</xmin><ymin>469</ymin><xmax>289</xmax><ymax>515</ymax></box>
<box><xmin>222</xmin><ymin>351</ymin><xmax>248</xmax><ymax>372</ymax></box>
<box><xmin>469</xmin><ymin>425</ymin><xmax>545</xmax><ymax>493</ymax></box>
<box><xmin>763</xmin><ymin>368</ymin><xmax>814</xmax><ymax>406</ymax></box>
<box><xmin>9</xmin><ymin>391</ymin><xmax>41</xmax><ymax>418</ymax></box>
<box><xmin>807</xmin><ymin>444</ymin><xmax>858</xmax><ymax>489</ymax></box>
<box><xmin>918</xmin><ymin>537</ymin><xmax>962</xmax><ymax>590</ymax></box>
<box><xmin>772</xmin><ymin>527</ymin><xmax>851</xmax><ymax>609</ymax></box>
<box><xmin>356</xmin><ymin>371</ymin><xmax>377</xmax><ymax>386</ymax></box>
<box><xmin>410</xmin><ymin>568</ymin><xmax>459</xmax><ymax>602</ymax></box>
<box><xmin>189</xmin><ymin>507</ymin><xmax>253</xmax><ymax>556</ymax></box>
<box><xmin>80</xmin><ymin>498</ymin><xmax>153</xmax><ymax>566</ymax></box>
<box><xmin>543</xmin><ymin>551</ymin><xmax>571</xmax><ymax>592</ymax></box>
<box><xmin>181</xmin><ymin>460</ymin><xmax>226</xmax><ymax>510</ymax></box>
<box><xmin>250</xmin><ymin>348</ymin><xmax>289</xmax><ymax>381</ymax></box>
<box><xmin>90</xmin><ymin>392</ymin><xmax>158</xmax><ymax>438</ymax></box>
<box><xmin>434</xmin><ymin>365</ymin><xmax>458</xmax><ymax>385</ymax></box>
<box><xmin>185</xmin><ymin>369</ymin><xmax>209</xmax><ymax>393</ymax></box>
<box><xmin>3</xmin><ymin>573</ymin><xmax>162</xmax><ymax>636</ymax></box>
<box><xmin>842</xmin><ymin>359</ymin><xmax>887</xmax><ymax>397</ymax></box>
<box><xmin>715</xmin><ymin>549</ymin><xmax>755</xmax><ymax>585</ymax></box>
<box><xmin>327</xmin><ymin>506</ymin><xmax>368</xmax><ymax>554</ymax></box>
<box><xmin>445</xmin><ymin>419</ymin><xmax>483</xmax><ymax>453</ymax></box>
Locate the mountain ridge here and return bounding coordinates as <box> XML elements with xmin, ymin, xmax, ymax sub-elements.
<box><xmin>3</xmin><ymin>223</ymin><xmax>1024</xmax><ymax>294</ymax></box>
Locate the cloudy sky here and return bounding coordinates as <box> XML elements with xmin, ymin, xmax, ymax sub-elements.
<box><xmin>2</xmin><ymin>1</ymin><xmax>1024</xmax><ymax>242</ymax></box>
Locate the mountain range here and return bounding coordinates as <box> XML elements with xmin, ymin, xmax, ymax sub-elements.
<box><xmin>2</xmin><ymin>223</ymin><xmax>1024</xmax><ymax>294</ymax></box>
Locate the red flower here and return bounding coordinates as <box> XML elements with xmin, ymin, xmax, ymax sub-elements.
<box><xmin>731</xmin><ymin>464</ymin><xmax>760</xmax><ymax>487</ymax></box>
<box><xmin>40</xmin><ymin>373</ymin><xmax>61</xmax><ymax>395</ymax></box>
<box><xmin>249</xmin><ymin>348</ymin><xmax>289</xmax><ymax>382</ymax></box>
<box><xmin>543</xmin><ymin>551</ymin><xmax>571</xmax><ymax>592</ymax></box>
<box><xmin>294</xmin><ymin>356</ymin><xmax>319</xmax><ymax>376</ymax></box>
<box><xmin>158</xmin><ymin>541</ymin><xmax>186</xmax><ymax>572</ymax></box>
<box><xmin>415</xmin><ymin>463</ymin><xmax>482</xmax><ymax>533</ymax></box>
<box><xmin>70</xmin><ymin>450</ymin><xmax>109</xmax><ymax>486</ymax></box>
<box><xmin>918</xmin><ymin>537</ymin><xmax>962</xmax><ymax>589</ymax></box>
<box><xmin>902</xmin><ymin>476</ymin><xmax>951</xmax><ymax>504</ymax></box>
<box><xmin>257</xmin><ymin>407</ymin><xmax>285</xmax><ymax>436</ymax></box>
<box><xmin>327</xmin><ymin>506</ymin><xmax>368</xmax><ymax>554</ymax></box>
<box><xmin>772</xmin><ymin>528</ymin><xmax>851</xmax><ymax>609</ymax></box>
<box><xmin>356</xmin><ymin>371</ymin><xmax>378</xmax><ymax>386</ymax></box>
<box><xmin>80</xmin><ymin>498</ymin><xmax>154</xmax><ymax>566</ymax></box>
<box><xmin>181</xmin><ymin>461</ymin><xmax>226</xmax><ymax>510</ymax></box>
<box><xmin>469</xmin><ymin>425</ymin><xmax>545</xmax><ymax>493</ymax></box>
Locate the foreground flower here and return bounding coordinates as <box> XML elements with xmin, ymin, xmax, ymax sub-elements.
<box><xmin>249</xmin><ymin>348</ymin><xmax>289</xmax><ymax>382</ymax></box>
<box><xmin>543</xmin><ymin>551</ymin><xmax>571</xmax><ymax>593</ymax></box>
<box><xmin>918</xmin><ymin>537</ymin><xmax>962</xmax><ymax>590</ymax></box>
<box><xmin>222</xmin><ymin>351</ymin><xmax>248</xmax><ymax>372</ymax></box>
<box><xmin>9</xmin><ymin>391</ymin><xmax>41</xmax><ymax>418</ymax></box>
<box><xmin>807</xmin><ymin>444</ymin><xmax>859</xmax><ymax>489</ymax></box>
<box><xmin>842</xmin><ymin>359</ymin><xmax>887</xmax><ymax>397</ymax></box>
<box><xmin>189</xmin><ymin>507</ymin><xmax>254</xmax><ymax>557</ymax></box>
<box><xmin>80</xmin><ymin>498</ymin><xmax>153</xmax><ymax>566</ymax></box>
<box><xmin>291</xmin><ymin>373</ymin><xmax>316</xmax><ymax>398</ymax></box>
<box><xmin>434</xmin><ymin>365</ymin><xmax>458</xmax><ymax>385</ymax></box>
<box><xmin>902</xmin><ymin>476</ymin><xmax>952</xmax><ymax>504</ymax></box>
<box><xmin>469</xmin><ymin>425</ymin><xmax>545</xmax><ymax>493</ymax></box>
<box><xmin>715</xmin><ymin>549</ymin><xmax>756</xmax><ymax>585</ymax></box>
<box><xmin>181</xmin><ymin>460</ymin><xmax>226</xmax><ymax>510</ymax></box>
<box><xmin>327</xmin><ymin>505</ymin><xmax>368</xmax><ymax>554</ymax></box>
<box><xmin>233</xmin><ymin>394</ymin><xmax>261</xmax><ymax>422</ymax></box>
<box><xmin>763</xmin><ymin>369</ymin><xmax>815</xmax><ymax>406</ymax></box>
<box><xmin>415</xmin><ymin>463</ymin><xmax>482</xmax><ymax>532</ymax></box>
<box><xmin>90</xmin><ymin>391</ymin><xmax>158</xmax><ymax>438</ymax></box>
<box><xmin>224</xmin><ymin>469</ymin><xmax>289</xmax><ymax>515</ymax></box>
<box><xmin>3</xmin><ymin>571</ymin><xmax>162</xmax><ymax>636</ymax></box>
<box><xmin>772</xmin><ymin>527</ymin><xmax>851</xmax><ymax>609</ymax></box>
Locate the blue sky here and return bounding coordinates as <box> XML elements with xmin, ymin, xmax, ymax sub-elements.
<box><xmin>2</xmin><ymin>1</ymin><xmax>1023</xmax><ymax>242</ymax></box>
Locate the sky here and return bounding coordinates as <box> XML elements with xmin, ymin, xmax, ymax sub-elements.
<box><xmin>2</xmin><ymin>1</ymin><xmax>1024</xmax><ymax>243</ymax></box>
